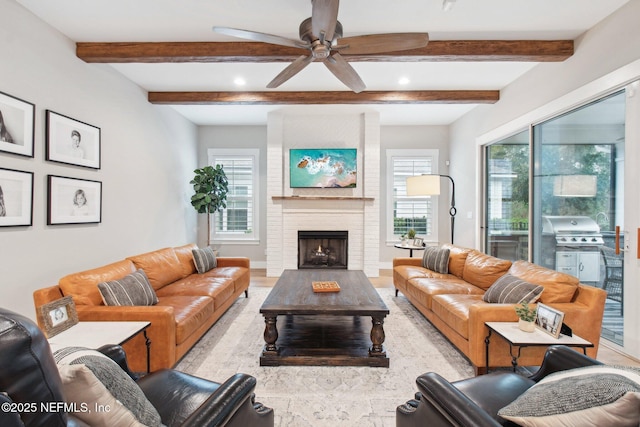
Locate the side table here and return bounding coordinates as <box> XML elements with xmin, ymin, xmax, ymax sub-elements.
<box><xmin>394</xmin><ymin>243</ymin><xmax>426</xmax><ymax>257</ymax></box>
<box><xmin>484</xmin><ymin>321</ymin><xmax>593</xmax><ymax>373</ymax></box>
<box><xmin>48</xmin><ymin>321</ymin><xmax>151</xmax><ymax>373</ymax></box>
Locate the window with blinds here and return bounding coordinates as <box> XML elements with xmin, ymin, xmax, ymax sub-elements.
<box><xmin>386</xmin><ymin>149</ymin><xmax>438</xmax><ymax>243</ymax></box>
<box><xmin>208</xmin><ymin>149</ymin><xmax>259</xmax><ymax>242</ymax></box>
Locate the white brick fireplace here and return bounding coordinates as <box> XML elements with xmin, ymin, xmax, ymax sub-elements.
<box><xmin>266</xmin><ymin>110</ymin><xmax>380</xmax><ymax>277</ymax></box>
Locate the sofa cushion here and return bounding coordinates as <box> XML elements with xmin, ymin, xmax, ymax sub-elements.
<box><xmin>407</xmin><ymin>277</ymin><xmax>484</xmax><ymax>310</ymax></box>
<box><xmin>422</xmin><ymin>246</ymin><xmax>450</xmax><ymax>274</ymax></box>
<box><xmin>192</xmin><ymin>246</ymin><xmax>217</xmax><ymax>274</ymax></box>
<box><xmin>127</xmin><ymin>248</ymin><xmax>184</xmax><ymax>291</ymax></box>
<box><xmin>483</xmin><ymin>273</ymin><xmax>543</xmax><ymax>304</ymax></box>
<box><xmin>156</xmin><ymin>296</ymin><xmax>215</xmax><ymax>345</ymax></box>
<box><xmin>173</xmin><ymin>243</ymin><xmax>198</xmax><ymax>277</ymax></box>
<box><xmin>508</xmin><ymin>260</ymin><xmax>579</xmax><ymax>303</ymax></box>
<box><xmin>54</xmin><ymin>347</ymin><xmax>161</xmax><ymax>426</ymax></box>
<box><xmin>431</xmin><ymin>294</ymin><xmax>484</xmax><ymax>339</ymax></box>
<box><xmin>498</xmin><ymin>365</ymin><xmax>640</xmax><ymax>427</ymax></box>
<box><xmin>461</xmin><ymin>251</ymin><xmax>512</xmax><ymax>290</ymax></box>
<box><xmin>442</xmin><ymin>244</ymin><xmax>474</xmax><ymax>278</ymax></box>
<box><xmin>156</xmin><ymin>276</ymin><xmax>235</xmax><ymax>310</ymax></box>
<box><xmin>59</xmin><ymin>260</ymin><xmax>137</xmax><ymax>306</ymax></box>
<box><xmin>97</xmin><ymin>269</ymin><xmax>158</xmax><ymax>306</ymax></box>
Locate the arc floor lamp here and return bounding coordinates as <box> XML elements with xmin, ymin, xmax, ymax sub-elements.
<box><xmin>406</xmin><ymin>174</ymin><xmax>457</xmax><ymax>244</ymax></box>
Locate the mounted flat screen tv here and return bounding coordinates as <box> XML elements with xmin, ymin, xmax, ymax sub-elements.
<box><xmin>289</xmin><ymin>148</ymin><xmax>357</xmax><ymax>188</ymax></box>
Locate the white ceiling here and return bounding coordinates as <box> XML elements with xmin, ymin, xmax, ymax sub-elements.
<box><xmin>16</xmin><ymin>0</ymin><xmax>630</xmax><ymax>126</ymax></box>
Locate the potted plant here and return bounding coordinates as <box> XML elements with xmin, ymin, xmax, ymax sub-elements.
<box><xmin>190</xmin><ymin>165</ymin><xmax>229</xmax><ymax>246</ymax></box>
<box><xmin>407</xmin><ymin>228</ymin><xmax>416</xmax><ymax>244</ymax></box>
<box><xmin>514</xmin><ymin>302</ymin><xmax>537</xmax><ymax>332</ymax></box>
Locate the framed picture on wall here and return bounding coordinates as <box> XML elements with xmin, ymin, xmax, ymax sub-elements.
<box><xmin>0</xmin><ymin>91</ymin><xmax>35</xmax><ymax>157</ymax></box>
<box><xmin>0</xmin><ymin>167</ymin><xmax>34</xmax><ymax>227</ymax></box>
<box><xmin>46</xmin><ymin>110</ymin><xmax>101</xmax><ymax>169</ymax></box>
<box><xmin>47</xmin><ymin>175</ymin><xmax>102</xmax><ymax>225</ymax></box>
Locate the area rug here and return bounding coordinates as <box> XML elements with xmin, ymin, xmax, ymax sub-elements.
<box><xmin>176</xmin><ymin>287</ymin><xmax>474</xmax><ymax>427</ymax></box>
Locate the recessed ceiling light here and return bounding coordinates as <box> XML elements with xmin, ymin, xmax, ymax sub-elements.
<box><xmin>234</xmin><ymin>77</ymin><xmax>246</xmax><ymax>86</ymax></box>
<box><xmin>442</xmin><ymin>0</ymin><xmax>456</xmax><ymax>12</ymax></box>
<box><xmin>398</xmin><ymin>77</ymin><xmax>410</xmax><ymax>85</ymax></box>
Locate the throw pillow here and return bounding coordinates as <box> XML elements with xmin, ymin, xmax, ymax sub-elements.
<box><xmin>54</xmin><ymin>347</ymin><xmax>162</xmax><ymax>427</ymax></box>
<box><xmin>421</xmin><ymin>246</ymin><xmax>450</xmax><ymax>274</ymax></box>
<box><xmin>57</xmin><ymin>364</ymin><xmax>146</xmax><ymax>427</ymax></box>
<box><xmin>498</xmin><ymin>365</ymin><xmax>640</xmax><ymax>427</ymax></box>
<box><xmin>192</xmin><ymin>246</ymin><xmax>217</xmax><ymax>274</ymax></box>
<box><xmin>483</xmin><ymin>273</ymin><xmax>543</xmax><ymax>304</ymax></box>
<box><xmin>97</xmin><ymin>269</ymin><xmax>158</xmax><ymax>306</ymax></box>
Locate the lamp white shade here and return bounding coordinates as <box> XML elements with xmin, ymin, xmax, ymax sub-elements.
<box><xmin>406</xmin><ymin>175</ymin><xmax>441</xmax><ymax>196</ymax></box>
<box><xmin>553</xmin><ymin>175</ymin><xmax>597</xmax><ymax>197</ymax></box>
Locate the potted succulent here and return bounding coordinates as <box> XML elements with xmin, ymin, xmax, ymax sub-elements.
<box><xmin>514</xmin><ymin>302</ymin><xmax>537</xmax><ymax>332</ymax></box>
<box><xmin>407</xmin><ymin>228</ymin><xmax>417</xmax><ymax>244</ymax></box>
<box><xmin>190</xmin><ymin>165</ymin><xmax>229</xmax><ymax>246</ymax></box>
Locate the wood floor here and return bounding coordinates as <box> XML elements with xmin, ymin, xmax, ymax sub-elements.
<box><xmin>249</xmin><ymin>269</ymin><xmax>640</xmax><ymax>367</ymax></box>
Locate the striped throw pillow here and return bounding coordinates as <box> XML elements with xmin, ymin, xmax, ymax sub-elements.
<box><xmin>483</xmin><ymin>273</ymin><xmax>543</xmax><ymax>304</ymax></box>
<box><xmin>97</xmin><ymin>269</ymin><xmax>158</xmax><ymax>306</ymax></box>
<box><xmin>192</xmin><ymin>246</ymin><xmax>217</xmax><ymax>274</ymax></box>
<box><xmin>422</xmin><ymin>246</ymin><xmax>450</xmax><ymax>274</ymax></box>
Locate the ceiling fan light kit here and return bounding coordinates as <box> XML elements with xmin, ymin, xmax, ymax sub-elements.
<box><xmin>213</xmin><ymin>0</ymin><xmax>429</xmax><ymax>93</ymax></box>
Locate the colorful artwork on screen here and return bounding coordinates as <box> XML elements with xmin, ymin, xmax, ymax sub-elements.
<box><xmin>290</xmin><ymin>148</ymin><xmax>357</xmax><ymax>188</ymax></box>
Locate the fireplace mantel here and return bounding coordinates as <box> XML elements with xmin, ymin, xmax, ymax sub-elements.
<box><xmin>272</xmin><ymin>196</ymin><xmax>374</xmax><ymax>201</ymax></box>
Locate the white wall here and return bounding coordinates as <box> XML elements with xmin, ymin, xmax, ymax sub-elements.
<box><xmin>450</xmin><ymin>0</ymin><xmax>640</xmax><ymax>249</ymax></box>
<box><xmin>0</xmin><ymin>0</ymin><xmax>198</xmax><ymax>319</ymax></box>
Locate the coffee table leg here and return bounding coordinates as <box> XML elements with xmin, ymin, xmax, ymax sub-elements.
<box><xmin>369</xmin><ymin>315</ymin><xmax>386</xmax><ymax>357</ymax></box>
<box><xmin>262</xmin><ymin>315</ymin><xmax>279</xmax><ymax>356</ymax></box>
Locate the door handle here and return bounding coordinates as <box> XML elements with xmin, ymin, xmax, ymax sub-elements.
<box><xmin>615</xmin><ymin>226</ymin><xmax>621</xmax><ymax>255</ymax></box>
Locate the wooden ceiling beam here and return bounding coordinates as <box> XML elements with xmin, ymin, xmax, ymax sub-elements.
<box><xmin>77</xmin><ymin>40</ymin><xmax>573</xmax><ymax>63</ymax></box>
<box><xmin>148</xmin><ymin>90</ymin><xmax>500</xmax><ymax>105</ymax></box>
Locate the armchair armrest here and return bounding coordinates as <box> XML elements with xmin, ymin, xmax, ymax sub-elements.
<box><xmin>397</xmin><ymin>372</ymin><xmax>500</xmax><ymax>427</ymax></box>
<box><xmin>529</xmin><ymin>345</ymin><xmax>602</xmax><ymax>382</ymax></box>
<box><xmin>180</xmin><ymin>373</ymin><xmax>261</xmax><ymax>427</ymax></box>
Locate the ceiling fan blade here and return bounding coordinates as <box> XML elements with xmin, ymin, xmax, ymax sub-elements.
<box><xmin>267</xmin><ymin>54</ymin><xmax>314</xmax><ymax>88</ymax></box>
<box><xmin>311</xmin><ymin>0</ymin><xmax>339</xmax><ymax>41</ymax></box>
<box><xmin>337</xmin><ymin>33</ymin><xmax>429</xmax><ymax>54</ymax></box>
<box><xmin>213</xmin><ymin>26</ymin><xmax>309</xmax><ymax>49</ymax></box>
<box><xmin>323</xmin><ymin>53</ymin><xmax>365</xmax><ymax>93</ymax></box>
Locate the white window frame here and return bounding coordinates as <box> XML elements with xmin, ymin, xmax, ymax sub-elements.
<box><xmin>207</xmin><ymin>148</ymin><xmax>259</xmax><ymax>244</ymax></box>
<box><xmin>386</xmin><ymin>149</ymin><xmax>439</xmax><ymax>244</ymax></box>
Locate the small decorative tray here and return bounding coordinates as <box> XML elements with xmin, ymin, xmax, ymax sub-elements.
<box><xmin>312</xmin><ymin>281</ymin><xmax>341</xmax><ymax>293</ymax></box>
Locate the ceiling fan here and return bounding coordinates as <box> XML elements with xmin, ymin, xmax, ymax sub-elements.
<box><xmin>213</xmin><ymin>0</ymin><xmax>429</xmax><ymax>93</ymax></box>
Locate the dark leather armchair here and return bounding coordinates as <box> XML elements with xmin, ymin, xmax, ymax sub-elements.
<box><xmin>0</xmin><ymin>308</ymin><xmax>274</xmax><ymax>427</ymax></box>
<box><xmin>396</xmin><ymin>345</ymin><xmax>602</xmax><ymax>427</ymax></box>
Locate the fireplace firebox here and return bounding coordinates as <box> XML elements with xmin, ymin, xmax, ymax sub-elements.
<box><xmin>298</xmin><ymin>230</ymin><xmax>348</xmax><ymax>269</ymax></box>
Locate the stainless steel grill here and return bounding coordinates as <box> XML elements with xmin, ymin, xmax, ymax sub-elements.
<box><xmin>542</xmin><ymin>215</ymin><xmax>604</xmax><ymax>246</ymax></box>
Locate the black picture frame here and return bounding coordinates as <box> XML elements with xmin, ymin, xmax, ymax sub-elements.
<box><xmin>0</xmin><ymin>167</ymin><xmax>34</xmax><ymax>227</ymax></box>
<box><xmin>46</xmin><ymin>110</ymin><xmax>101</xmax><ymax>169</ymax></box>
<box><xmin>0</xmin><ymin>91</ymin><xmax>35</xmax><ymax>158</ymax></box>
<box><xmin>47</xmin><ymin>175</ymin><xmax>102</xmax><ymax>225</ymax></box>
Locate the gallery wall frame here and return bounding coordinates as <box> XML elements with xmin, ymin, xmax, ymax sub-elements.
<box><xmin>0</xmin><ymin>167</ymin><xmax>34</xmax><ymax>227</ymax></box>
<box><xmin>47</xmin><ymin>175</ymin><xmax>102</xmax><ymax>225</ymax></box>
<box><xmin>46</xmin><ymin>110</ymin><xmax>101</xmax><ymax>169</ymax></box>
<box><xmin>0</xmin><ymin>91</ymin><xmax>35</xmax><ymax>158</ymax></box>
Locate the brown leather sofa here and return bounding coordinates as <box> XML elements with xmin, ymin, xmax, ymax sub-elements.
<box><xmin>33</xmin><ymin>243</ymin><xmax>250</xmax><ymax>372</ymax></box>
<box><xmin>393</xmin><ymin>244</ymin><xmax>607</xmax><ymax>374</ymax></box>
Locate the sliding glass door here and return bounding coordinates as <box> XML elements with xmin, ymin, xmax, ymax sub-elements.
<box><xmin>484</xmin><ymin>88</ymin><xmax>630</xmax><ymax>349</ymax></box>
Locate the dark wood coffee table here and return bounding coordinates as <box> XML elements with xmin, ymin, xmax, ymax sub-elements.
<box><xmin>259</xmin><ymin>269</ymin><xmax>390</xmax><ymax>367</ymax></box>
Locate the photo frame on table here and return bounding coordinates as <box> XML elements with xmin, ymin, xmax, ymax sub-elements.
<box><xmin>0</xmin><ymin>91</ymin><xmax>35</xmax><ymax>157</ymax></box>
<box><xmin>40</xmin><ymin>296</ymin><xmax>78</xmax><ymax>338</ymax></box>
<box><xmin>0</xmin><ymin>167</ymin><xmax>34</xmax><ymax>227</ymax></box>
<box><xmin>413</xmin><ymin>237</ymin><xmax>424</xmax><ymax>247</ymax></box>
<box><xmin>46</xmin><ymin>110</ymin><xmax>101</xmax><ymax>169</ymax></box>
<box><xmin>47</xmin><ymin>175</ymin><xmax>102</xmax><ymax>225</ymax></box>
<box><xmin>535</xmin><ymin>303</ymin><xmax>565</xmax><ymax>338</ymax></box>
